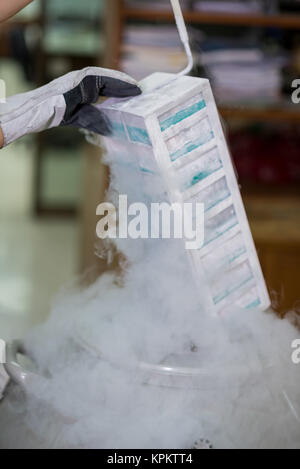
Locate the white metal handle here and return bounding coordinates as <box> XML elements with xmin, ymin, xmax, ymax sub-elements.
<box><xmin>170</xmin><ymin>0</ymin><xmax>194</xmax><ymax>76</ymax></box>
<box><xmin>4</xmin><ymin>341</ymin><xmax>40</xmax><ymax>390</ymax></box>
<box><xmin>4</xmin><ymin>341</ymin><xmax>75</xmax><ymax>424</ymax></box>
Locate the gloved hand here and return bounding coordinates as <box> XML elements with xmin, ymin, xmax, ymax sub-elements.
<box><xmin>0</xmin><ymin>67</ymin><xmax>141</xmax><ymax>147</ymax></box>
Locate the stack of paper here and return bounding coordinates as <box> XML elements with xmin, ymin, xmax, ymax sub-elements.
<box><xmin>197</xmin><ymin>38</ymin><xmax>285</xmax><ymax>103</ymax></box>
<box><xmin>121</xmin><ymin>25</ymin><xmax>198</xmax><ymax>80</ymax></box>
<box><xmin>193</xmin><ymin>0</ymin><xmax>264</xmax><ymax>14</ymax></box>
<box><xmin>207</xmin><ymin>61</ymin><xmax>283</xmax><ymax>102</ymax></box>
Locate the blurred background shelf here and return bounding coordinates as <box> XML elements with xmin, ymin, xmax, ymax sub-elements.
<box><xmin>1</xmin><ymin>0</ymin><xmax>300</xmax><ymax>318</ymax></box>
<box><xmin>109</xmin><ymin>1</ymin><xmax>300</xmax><ymax>124</ymax></box>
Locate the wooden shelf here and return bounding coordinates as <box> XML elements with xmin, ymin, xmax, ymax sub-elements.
<box><xmin>123</xmin><ymin>9</ymin><xmax>300</xmax><ymax>29</ymax></box>
<box><xmin>219</xmin><ymin>106</ymin><xmax>300</xmax><ymax>122</ymax></box>
<box><xmin>105</xmin><ymin>2</ymin><xmax>300</xmax><ymax>123</ymax></box>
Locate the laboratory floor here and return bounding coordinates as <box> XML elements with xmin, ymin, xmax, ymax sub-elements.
<box><xmin>0</xmin><ymin>139</ymin><xmax>79</xmax><ymax>343</ymax></box>
<box><xmin>0</xmin><ymin>215</ymin><xmax>79</xmax><ymax>341</ymax></box>
<box><xmin>0</xmin><ymin>141</ymin><xmax>79</xmax><ymax>340</ymax></box>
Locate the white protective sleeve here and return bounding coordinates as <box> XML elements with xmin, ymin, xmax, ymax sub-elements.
<box><xmin>0</xmin><ymin>67</ymin><xmax>138</xmax><ymax>147</ymax></box>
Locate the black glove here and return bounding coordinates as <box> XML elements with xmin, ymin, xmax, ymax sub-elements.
<box><xmin>62</xmin><ymin>72</ymin><xmax>142</xmax><ymax>135</ymax></box>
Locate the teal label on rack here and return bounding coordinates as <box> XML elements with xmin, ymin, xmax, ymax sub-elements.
<box><xmin>160</xmin><ymin>99</ymin><xmax>207</xmax><ymax>132</ymax></box>
<box><xmin>127</xmin><ymin>126</ymin><xmax>152</xmax><ymax>146</ymax></box>
<box><xmin>170</xmin><ymin>131</ymin><xmax>214</xmax><ymax>162</ymax></box>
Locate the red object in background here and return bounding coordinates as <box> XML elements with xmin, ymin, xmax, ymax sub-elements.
<box><xmin>229</xmin><ymin>128</ymin><xmax>300</xmax><ymax>185</ymax></box>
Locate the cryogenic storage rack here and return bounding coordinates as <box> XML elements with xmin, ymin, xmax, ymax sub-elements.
<box><xmin>98</xmin><ymin>72</ymin><xmax>271</xmax><ymax>314</ymax></box>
